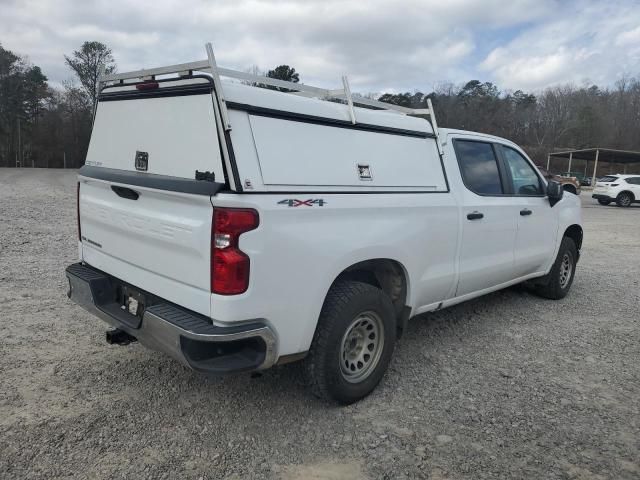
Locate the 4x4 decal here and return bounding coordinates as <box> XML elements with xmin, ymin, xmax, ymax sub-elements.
<box><xmin>278</xmin><ymin>199</ymin><xmax>326</xmax><ymax>207</ymax></box>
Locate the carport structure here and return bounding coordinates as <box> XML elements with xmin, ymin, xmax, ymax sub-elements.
<box><xmin>547</xmin><ymin>148</ymin><xmax>640</xmax><ymax>186</ymax></box>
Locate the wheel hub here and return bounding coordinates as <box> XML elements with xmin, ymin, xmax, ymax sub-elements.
<box><xmin>340</xmin><ymin>312</ymin><xmax>385</xmax><ymax>383</ymax></box>
<box><xmin>559</xmin><ymin>252</ymin><xmax>573</xmax><ymax>288</ymax></box>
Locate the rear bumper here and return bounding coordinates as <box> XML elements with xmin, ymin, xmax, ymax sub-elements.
<box><xmin>65</xmin><ymin>262</ymin><xmax>277</xmax><ymax>374</ymax></box>
<box><xmin>592</xmin><ymin>194</ymin><xmax>613</xmax><ymax>201</ymax></box>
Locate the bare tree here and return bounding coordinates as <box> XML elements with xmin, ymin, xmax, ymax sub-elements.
<box><xmin>64</xmin><ymin>41</ymin><xmax>116</xmax><ymax>109</ymax></box>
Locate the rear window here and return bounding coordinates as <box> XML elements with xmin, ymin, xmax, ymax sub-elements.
<box><xmin>454</xmin><ymin>140</ymin><xmax>503</xmax><ymax>195</ymax></box>
<box><xmin>600</xmin><ymin>176</ymin><xmax>618</xmax><ymax>183</ymax></box>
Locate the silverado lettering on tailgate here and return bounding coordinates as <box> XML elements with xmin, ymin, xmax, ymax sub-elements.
<box><xmin>82</xmin><ymin>202</ymin><xmax>194</xmax><ymax>241</ymax></box>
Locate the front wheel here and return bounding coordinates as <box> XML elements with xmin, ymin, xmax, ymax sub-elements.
<box><xmin>534</xmin><ymin>237</ymin><xmax>577</xmax><ymax>300</ymax></box>
<box><xmin>597</xmin><ymin>199</ymin><xmax>611</xmax><ymax>206</ymax></box>
<box><xmin>304</xmin><ymin>280</ymin><xmax>396</xmax><ymax>404</ymax></box>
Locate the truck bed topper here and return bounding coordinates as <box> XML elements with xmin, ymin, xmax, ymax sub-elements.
<box><xmin>97</xmin><ymin>43</ymin><xmax>443</xmax><ymax>191</ymax></box>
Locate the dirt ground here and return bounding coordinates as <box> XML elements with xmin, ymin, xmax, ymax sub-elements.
<box><xmin>1</xmin><ymin>168</ymin><xmax>639</xmax><ymax>480</ymax></box>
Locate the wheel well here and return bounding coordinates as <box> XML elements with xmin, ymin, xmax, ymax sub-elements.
<box><xmin>563</xmin><ymin>224</ymin><xmax>583</xmax><ymax>258</ymax></box>
<box><xmin>334</xmin><ymin>259</ymin><xmax>409</xmax><ymax>334</ymax></box>
<box><xmin>562</xmin><ymin>184</ymin><xmax>577</xmax><ymax>194</ymax></box>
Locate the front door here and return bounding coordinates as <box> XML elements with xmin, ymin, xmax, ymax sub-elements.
<box><xmin>625</xmin><ymin>176</ymin><xmax>640</xmax><ymax>200</ymax></box>
<box><xmin>497</xmin><ymin>144</ymin><xmax>558</xmax><ymax>277</ymax></box>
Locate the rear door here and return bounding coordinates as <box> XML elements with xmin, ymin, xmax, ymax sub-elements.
<box><xmin>79</xmin><ymin>77</ymin><xmax>226</xmax><ymax>315</ymax></box>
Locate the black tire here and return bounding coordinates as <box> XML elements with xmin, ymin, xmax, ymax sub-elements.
<box><xmin>304</xmin><ymin>280</ymin><xmax>396</xmax><ymax>404</ymax></box>
<box><xmin>535</xmin><ymin>236</ymin><xmax>577</xmax><ymax>300</ymax></box>
<box><xmin>597</xmin><ymin>199</ymin><xmax>611</xmax><ymax>206</ymax></box>
<box><xmin>616</xmin><ymin>192</ymin><xmax>633</xmax><ymax>207</ymax></box>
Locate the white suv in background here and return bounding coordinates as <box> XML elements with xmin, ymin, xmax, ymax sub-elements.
<box><xmin>592</xmin><ymin>175</ymin><xmax>640</xmax><ymax>207</ymax></box>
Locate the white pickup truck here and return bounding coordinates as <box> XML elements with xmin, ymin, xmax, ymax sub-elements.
<box><xmin>66</xmin><ymin>45</ymin><xmax>582</xmax><ymax>403</ymax></box>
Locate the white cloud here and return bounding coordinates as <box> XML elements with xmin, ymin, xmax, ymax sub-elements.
<box><xmin>616</xmin><ymin>25</ymin><xmax>640</xmax><ymax>46</ymax></box>
<box><xmin>0</xmin><ymin>0</ymin><xmax>638</xmax><ymax>93</ymax></box>
<box><xmin>479</xmin><ymin>1</ymin><xmax>640</xmax><ymax>90</ymax></box>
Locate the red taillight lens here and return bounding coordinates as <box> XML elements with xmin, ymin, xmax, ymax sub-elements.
<box><xmin>211</xmin><ymin>208</ymin><xmax>259</xmax><ymax>295</ymax></box>
<box><xmin>77</xmin><ymin>182</ymin><xmax>81</xmax><ymax>241</ymax></box>
<box><xmin>214</xmin><ymin>209</ymin><xmax>259</xmax><ymax>236</ymax></box>
<box><xmin>212</xmin><ymin>249</ymin><xmax>251</xmax><ymax>294</ymax></box>
<box><xmin>136</xmin><ymin>81</ymin><xmax>159</xmax><ymax>91</ymax></box>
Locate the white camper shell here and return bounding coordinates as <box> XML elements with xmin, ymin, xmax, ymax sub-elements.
<box><xmin>67</xmin><ymin>44</ymin><xmax>583</xmax><ymax>403</ymax></box>
<box><xmin>85</xmin><ymin>57</ymin><xmax>446</xmax><ymax>192</ymax></box>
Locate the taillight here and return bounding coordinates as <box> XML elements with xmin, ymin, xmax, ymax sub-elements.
<box><xmin>136</xmin><ymin>81</ymin><xmax>159</xmax><ymax>90</ymax></box>
<box><xmin>211</xmin><ymin>208</ymin><xmax>259</xmax><ymax>295</ymax></box>
<box><xmin>77</xmin><ymin>182</ymin><xmax>81</xmax><ymax>241</ymax></box>
<box><xmin>610</xmin><ymin>184</ymin><xmax>619</xmax><ymax>187</ymax></box>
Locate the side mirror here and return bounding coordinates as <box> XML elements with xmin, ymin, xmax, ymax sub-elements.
<box><xmin>547</xmin><ymin>180</ymin><xmax>564</xmax><ymax>207</ymax></box>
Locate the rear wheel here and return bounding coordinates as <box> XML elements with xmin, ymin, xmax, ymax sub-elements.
<box><xmin>535</xmin><ymin>237</ymin><xmax>577</xmax><ymax>300</ymax></box>
<box><xmin>304</xmin><ymin>280</ymin><xmax>396</xmax><ymax>404</ymax></box>
<box><xmin>597</xmin><ymin>199</ymin><xmax>611</xmax><ymax>206</ymax></box>
<box><xmin>616</xmin><ymin>192</ymin><xmax>633</xmax><ymax>207</ymax></box>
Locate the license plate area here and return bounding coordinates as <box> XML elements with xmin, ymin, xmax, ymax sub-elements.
<box><xmin>121</xmin><ymin>286</ymin><xmax>145</xmax><ymax>317</ymax></box>
<box><xmin>127</xmin><ymin>296</ymin><xmax>139</xmax><ymax>316</ymax></box>
<box><xmin>112</xmin><ymin>284</ymin><xmax>146</xmax><ymax>328</ymax></box>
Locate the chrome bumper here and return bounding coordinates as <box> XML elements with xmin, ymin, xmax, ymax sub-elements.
<box><xmin>65</xmin><ymin>263</ymin><xmax>277</xmax><ymax>374</ymax></box>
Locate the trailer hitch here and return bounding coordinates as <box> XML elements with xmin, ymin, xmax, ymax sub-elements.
<box><xmin>105</xmin><ymin>329</ymin><xmax>138</xmax><ymax>346</ymax></box>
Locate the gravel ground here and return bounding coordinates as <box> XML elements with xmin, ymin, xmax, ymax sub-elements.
<box><xmin>1</xmin><ymin>168</ymin><xmax>639</xmax><ymax>480</ymax></box>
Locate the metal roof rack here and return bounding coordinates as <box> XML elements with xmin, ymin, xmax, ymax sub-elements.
<box><xmin>97</xmin><ymin>43</ymin><xmax>444</xmax><ymax>188</ymax></box>
<box><xmin>101</xmin><ymin>44</ymin><xmax>439</xmax><ymax>125</ymax></box>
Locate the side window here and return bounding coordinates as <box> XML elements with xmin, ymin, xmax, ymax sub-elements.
<box><xmin>454</xmin><ymin>140</ymin><xmax>504</xmax><ymax>195</ymax></box>
<box><xmin>536</xmin><ymin>166</ymin><xmax>551</xmax><ymax>178</ymax></box>
<box><xmin>501</xmin><ymin>147</ymin><xmax>543</xmax><ymax>195</ymax></box>
<box><xmin>626</xmin><ymin>177</ymin><xmax>640</xmax><ymax>185</ymax></box>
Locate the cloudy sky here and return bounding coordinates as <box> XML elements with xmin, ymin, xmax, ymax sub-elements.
<box><xmin>1</xmin><ymin>0</ymin><xmax>639</xmax><ymax>94</ymax></box>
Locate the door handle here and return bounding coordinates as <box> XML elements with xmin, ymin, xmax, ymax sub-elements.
<box><xmin>520</xmin><ymin>209</ymin><xmax>533</xmax><ymax>216</ymax></box>
<box><xmin>111</xmin><ymin>185</ymin><xmax>139</xmax><ymax>200</ymax></box>
<box><xmin>467</xmin><ymin>211</ymin><xmax>484</xmax><ymax>220</ymax></box>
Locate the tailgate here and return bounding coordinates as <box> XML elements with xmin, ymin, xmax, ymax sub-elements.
<box><xmin>78</xmin><ymin>77</ymin><xmax>226</xmax><ymax>316</ymax></box>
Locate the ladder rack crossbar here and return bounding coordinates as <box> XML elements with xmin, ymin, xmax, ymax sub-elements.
<box><xmin>102</xmin><ymin>60</ymin><xmax>211</xmax><ymax>82</ymax></box>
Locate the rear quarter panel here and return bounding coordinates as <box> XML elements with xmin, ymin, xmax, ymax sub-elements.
<box><xmin>209</xmin><ymin>192</ymin><xmax>459</xmax><ymax>356</ymax></box>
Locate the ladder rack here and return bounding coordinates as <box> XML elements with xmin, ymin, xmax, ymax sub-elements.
<box><xmin>100</xmin><ymin>44</ymin><xmax>440</xmax><ymax>127</ymax></box>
